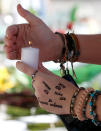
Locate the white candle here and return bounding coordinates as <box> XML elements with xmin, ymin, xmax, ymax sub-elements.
<box><xmin>21</xmin><ymin>47</ymin><xmax>39</xmax><ymax>71</ymax></box>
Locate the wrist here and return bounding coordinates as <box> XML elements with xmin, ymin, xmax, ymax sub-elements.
<box><xmin>54</xmin><ymin>34</ymin><xmax>65</xmax><ymax>60</ymax></box>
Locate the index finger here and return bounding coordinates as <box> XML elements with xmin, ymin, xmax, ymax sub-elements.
<box><xmin>6</xmin><ymin>25</ymin><xmax>19</xmax><ymax>39</ymax></box>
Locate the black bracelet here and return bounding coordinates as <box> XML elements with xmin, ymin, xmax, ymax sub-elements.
<box><xmin>65</xmin><ymin>33</ymin><xmax>80</xmax><ymax>62</ymax></box>
<box><xmin>54</xmin><ymin>32</ymin><xmax>66</xmax><ymax>63</ymax></box>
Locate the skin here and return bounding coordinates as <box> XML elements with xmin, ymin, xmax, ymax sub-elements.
<box><xmin>16</xmin><ymin>61</ymin><xmax>77</xmax><ymax>115</ymax></box>
<box><xmin>4</xmin><ymin>4</ymin><xmax>63</xmax><ymax>62</ymax></box>
<box><xmin>4</xmin><ymin>4</ymin><xmax>101</xmax><ymax>119</ymax></box>
<box><xmin>4</xmin><ymin>5</ymin><xmax>101</xmax><ymax>65</ymax></box>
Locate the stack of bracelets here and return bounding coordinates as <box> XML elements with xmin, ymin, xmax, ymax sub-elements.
<box><xmin>54</xmin><ymin>32</ymin><xmax>80</xmax><ymax>77</ymax></box>
<box><xmin>54</xmin><ymin>32</ymin><xmax>101</xmax><ymax>126</ymax></box>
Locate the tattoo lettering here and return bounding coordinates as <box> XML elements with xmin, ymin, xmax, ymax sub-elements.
<box><xmin>43</xmin><ymin>81</ymin><xmax>51</xmax><ymax>90</ymax></box>
<box><xmin>55</xmin><ymin>86</ymin><xmax>61</xmax><ymax>90</ymax></box>
<box><xmin>50</xmin><ymin>103</ymin><xmax>63</xmax><ymax>108</ymax></box>
<box><xmin>54</xmin><ymin>91</ymin><xmax>63</xmax><ymax>96</ymax></box>
<box><xmin>48</xmin><ymin>99</ymin><xmax>52</xmax><ymax>102</ymax></box>
<box><xmin>60</xmin><ymin>97</ymin><xmax>66</xmax><ymax>101</ymax></box>
<box><xmin>55</xmin><ymin>83</ymin><xmax>66</xmax><ymax>90</ymax></box>
<box><xmin>44</xmin><ymin>89</ymin><xmax>49</xmax><ymax>95</ymax></box>
<box><xmin>38</xmin><ymin>98</ymin><xmax>48</xmax><ymax>105</ymax></box>
<box><xmin>58</xmin><ymin>83</ymin><xmax>66</xmax><ymax>89</ymax></box>
<box><xmin>39</xmin><ymin>101</ymin><xmax>48</xmax><ymax>105</ymax></box>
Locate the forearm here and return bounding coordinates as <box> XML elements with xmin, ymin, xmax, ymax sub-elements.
<box><xmin>77</xmin><ymin>35</ymin><xmax>101</xmax><ymax>65</ymax></box>
<box><xmin>56</xmin><ymin>34</ymin><xmax>101</xmax><ymax>65</ymax></box>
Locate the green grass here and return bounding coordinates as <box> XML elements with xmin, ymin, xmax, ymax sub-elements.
<box><xmin>28</xmin><ymin>123</ymin><xmax>50</xmax><ymax>131</ymax></box>
<box><xmin>35</xmin><ymin>107</ymin><xmax>50</xmax><ymax>115</ymax></box>
<box><xmin>27</xmin><ymin>121</ymin><xmax>64</xmax><ymax>131</ymax></box>
<box><xmin>7</xmin><ymin>106</ymin><xmax>31</xmax><ymax>119</ymax></box>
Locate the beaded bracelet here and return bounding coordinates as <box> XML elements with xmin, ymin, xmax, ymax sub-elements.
<box><xmin>32</xmin><ymin>71</ymin><xmax>38</xmax><ymax>89</ymax></box>
<box><xmin>76</xmin><ymin>88</ymin><xmax>94</xmax><ymax>121</ymax></box>
<box><xmin>82</xmin><ymin>91</ymin><xmax>93</xmax><ymax>120</ymax></box>
<box><xmin>89</xmin><ymin>90</ymin><xmax>101</xmax><ymax>126</ymax></box>
<box><xmin>70</xmin><ymin>87</ymin><xmax>84</xmax><ymax>118</ymax></box>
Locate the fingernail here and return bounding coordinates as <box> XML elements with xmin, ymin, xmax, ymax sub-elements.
<box><xmin>17</xmin><ymin>4</ymin><xmax>21</xmax><ymax>8</ymax></box>
<box><xmin>17</xmin><ymin>4</ymin><xmax>23</xmax><ymax>9</ymax></box>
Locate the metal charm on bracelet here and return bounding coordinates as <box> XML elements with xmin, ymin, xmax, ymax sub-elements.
<box><xmin>32</xmin><ymin>71</ymin><xmax>38</xmax><ymax>83</ymax></box>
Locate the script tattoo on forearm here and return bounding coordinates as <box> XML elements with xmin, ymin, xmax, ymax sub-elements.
<box><xmin>58</xmin><ymin>83</ymin><xmax>66</xmax><ymax>88</ymax></box>
<box><xmin>48</xmin><ymin>99</ymin><xmax>53</xmax><ymax>102</ymax></box>
<box><xmin>60</xmin><ymin>97</ymin><xmax>66</xmax><ymax>101</ymax></box>
<box><xmin>43</xmin><ymin>81</ymin><xmax>51</xmax><ymax>90</ymax></box>
<box><xmin>54</xmin><ymin>91</ymin><xmax>63</xmax><ymax>96</ymax></box>
<box><xmin>39</xmin><ymin>100</ymin><xmax>48</xmax><ymax>105</ymax></box>
<box><xmin>38</xmin><ymin>97</ymin><xmax>63</xmax><ymax>109</ymax></box>
<box><xmin>50</xmin><ymin>103</ymin><xmax>63</xmax><ymax>108</ymax></box>
<box><xmin>55</xmin><ymin>83</ymin><xmax>66</xmax><ymax>90</ymax></box>
<box><xmin>55</xmin><ymin>85</ymin><xmax>61</xmax><ymax>90</ymax></box>
<box><xmin>44</xmin><ymin>89</ymin><xmax>49</xmax><ymax>95</ymax></box>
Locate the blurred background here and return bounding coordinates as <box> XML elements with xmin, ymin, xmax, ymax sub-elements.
<box><xmin>0</xmin><ymin>0</ymin><xmax>101</xmax><ymax>131</ymax></box>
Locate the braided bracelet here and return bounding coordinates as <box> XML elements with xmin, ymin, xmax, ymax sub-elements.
<box><xmin>65</xmin><ymin>33</ymin><xmax>80</xmax><ymax>62</ymax></box>
<box><xmin>54</xmin><ymin>32</ymin><xmax>68</xmax><ymax>63</ymax></box>
<box><xmin>54</xmin><ymin>32</ymin><xmax>80</xmax><ymax>64</ymax></box>
<box><xmin>70</xmin><ymin>33</ymin><xmax>80</xmax><ymax>62</ymax></box>
<box><xmin>89</xmin><ymin>90</ymin><xmax>101</xmax><ymax>126</ymax></box>
<box><xmin>76</xmin><ymin>88</ymin><xmax>94</xmax><ymax>121</ymax></box>
<box><xmin>70</xmin><ymin>87</ymin><xmax>85</xmax><ymax>118</ymax></box>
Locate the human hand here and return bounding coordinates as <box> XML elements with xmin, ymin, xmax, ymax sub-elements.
<box><xmin>16</xmin><ymin>61</ymin><xmax>77</xmax><ymax>115</ymax></box>
<box><xmin>4</xmin><ymin>4</ymin><xmax>63</xmax><ymax>62</ymax></box>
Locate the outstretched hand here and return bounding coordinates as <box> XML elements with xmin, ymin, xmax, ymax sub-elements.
<box><xmin>16</xmin><ymin>61</ymin><xmax>77</xmax><ymax>115</ymax></box>
<box><xmin>4</xmin><ymin>4</ymin><xmax>63</xmax><ymax>62</ymax></box>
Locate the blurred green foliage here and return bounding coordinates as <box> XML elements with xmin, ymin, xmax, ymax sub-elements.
<box><xmin>35</xmin><ymin>107</ymin><xmax>50</xmax><ymax>115</ymax></box>
<box><xmin>28</xmin><ymin>7</ymin><xmax>37</xmax><ymax>16</ymax></box>
<box><xmin>6</xmin><ymin>106</ymin><xmax>50</xmax><ymax>119</ymax></box>
<box><xmin>28</xmin><ymin>123</ymin><xmax>50</xmax><ymax>131</ymax></box>
<box><xmin>0</xmin><ymin>42</ymin><xmax>3</xmax><ymax>44</ymax></box>
<box><xmin>7</xmin><ymin>106</ymin><xmax>31</xmax><ymax>119</ymax></box>
<box><xmin>74</xmin><ymin>64</ymin><xmax>101</xmax><ymax>84</ymax></box>
<box><xmin>52</xmin><ymin>64</ymin><xmax>101</xmax><ymax>84</ymax></box>
<box><xmin>69</xmin><ymin>5</ymin><xmax>78</xmax><ymax>22</ymax></box>
<box><xmin>25</xmin><ymin>75</ymin><xmax>33</xmax><ymax>89</ymax></box>
<box><xmin>27</xmin><ymin>121</ymin><xmax>64</xmax><ymax>131</ymax></box>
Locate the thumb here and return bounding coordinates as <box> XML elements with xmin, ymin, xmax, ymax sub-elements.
<box><xmin>16</xmin><ymin>61</ymin><xmax>36</xmax><ymax>77</ymax></box>
<box><xmin>17</xmin><ymin>4</ymin><xmax>38</xmax><ymax>25</ymax></box>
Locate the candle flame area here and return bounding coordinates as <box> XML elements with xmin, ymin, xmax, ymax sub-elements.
<box><xmin>29</xmin><ymin>41</ymin><xmax>32</xmax><ymax>46</ymax></box>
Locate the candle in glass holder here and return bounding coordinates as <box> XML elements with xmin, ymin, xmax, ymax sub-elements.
<box><xmin>21</xmin><ymin>43</ymin><xmax>39</xmax><ymax>71</ymax></box>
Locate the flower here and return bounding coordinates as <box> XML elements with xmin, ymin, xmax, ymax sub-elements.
<box><xmin>0</xmin><ymin>67</ymin><xmax>14</xmax><ymax>93</ymax></box>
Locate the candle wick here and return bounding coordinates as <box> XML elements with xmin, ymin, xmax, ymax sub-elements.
<box><xmin>29</xmin><ymin>41</ymin><xmax>32</xmax><ymax>47</ymax></box>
